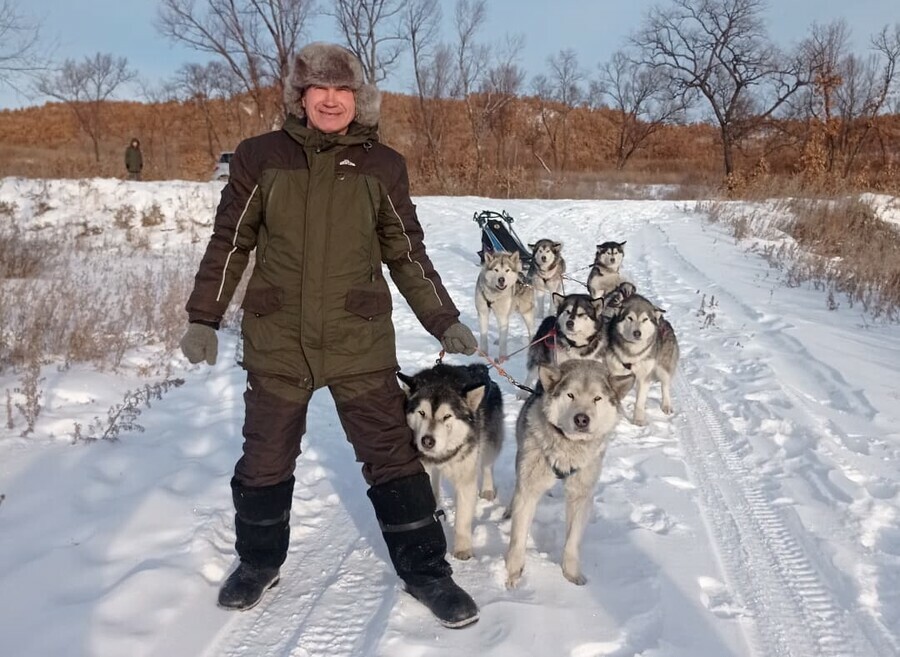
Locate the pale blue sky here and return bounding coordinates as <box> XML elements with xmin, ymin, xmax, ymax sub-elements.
<box><xmin>1</xmin><ymin>0</ymin><xmax>897</xmax><ymax>109</ymax></box>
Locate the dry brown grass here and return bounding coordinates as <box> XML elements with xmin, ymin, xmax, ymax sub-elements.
<box><xmin>0</xmin><ymin>229</ymin><xmax>198</xmax><ymax>374</ymax></box>
<box><xmin>699</xmin><ymin>196</ymin><xmax>900</xmax><ymax>320</ymax></box>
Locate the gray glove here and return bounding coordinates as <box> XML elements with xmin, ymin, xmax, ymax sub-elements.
<box><xmin>440</xmin><ymin>322</ymin><xmax>477</xmax><ymax>355</ymax></box>
<box><xmin>179</xmin><ymin>323</ymin><xmax>218</xmax><ymax>365</ymax></box>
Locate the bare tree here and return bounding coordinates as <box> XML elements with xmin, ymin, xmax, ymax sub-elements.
<box><xmin>329</xmin><ymin>0</ymin><xmax>405</xmax><ymax>84</ymax></box>
<box><xmin>157</xmin><ymin>0</ymin><xmax>315</xmax><ymax>128</ymax></box>
<box><xmin>834</xmin><ymin>25</ymin><xmax>900</xmax><ymax>177</ymax></box>
<box><xmin>176</xmin><ymin>61</ymin><xmax>248</xmax><ymax>156</ymax></box>
<box><xmin>452</xmin><ymin>0</ymin><xmax>491</xmax><ymax>192</ymax></box>
<box><xmin>140</xmin><ymin>79</ymin><xmax>182</xmax><ymax>177</ymax></box>
<box><xmin>598</xmin><ymin>49</ymin><xmax>686</xmax><ymax>169</ymax></box>
<box><xmin>482</xmin><ymin>35</ymin><xmax>526</xmax><ymax>181</ymax></box>
<box><xmin>35</xmin><ymin>53</ymin><xmax>137</xmax><ymax>163</ymax></box>
<box><xmin>532</xmin><ymin>48</ymin><xmax>584</xmax><ymax>171</ymax></box>
<box><xmin>0</xmin><ymin>0</ymin><xmax>46</xmax><ymax>92</ymax></box>
<box><xmin>634</xmin><ymin>0</ymin><xmax>808</xmax><ymax>176</ymax></box>
<box><xmin>402</xmin><ymin>0</ymin><xmax>451</xmax><ymax>190</ymax></box>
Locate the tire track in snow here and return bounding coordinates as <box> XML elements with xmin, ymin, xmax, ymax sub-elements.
<box><xmin>630</xmin><ymin>218</ymin><xmax>896</xmax><ymax>656</ymax></box>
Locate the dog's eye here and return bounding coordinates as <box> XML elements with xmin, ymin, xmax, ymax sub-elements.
<box><xmin>593</xmin><ymin>395</ymin><xmax>603</xmax><ymax>403</ymax></box>
<box><xmin>567</xmin><ymin>392</ymin><xmax>575</xmax><ymax>400</ymax></box>
<box><xmin>418</xmin><ymin>410</ymin><xmax>426</xmax><ymax>417</ymax></box>
<box><xmin>442</xmin><ymin>413</ymin><xmax>452</xmax><ymax>422</ymax></box>
<box><xmin>642</xmin><ymin>317</ymin><xmax>649</xmax><ymax>323</ymax></box>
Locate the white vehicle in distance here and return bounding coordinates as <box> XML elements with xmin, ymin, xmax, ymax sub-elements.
<box><xmin>211</xmin><ymin>151</ymin><xmax>234</xmax><ymax>181</ymax></box>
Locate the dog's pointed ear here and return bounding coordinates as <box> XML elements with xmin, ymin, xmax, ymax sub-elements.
<box><xmin>464</xmin><ymin>384</ymin><xmax>486</xmax><ymax>412</ymax></box>
<box><xmin>397</xmin><ymin>372</ymin><xmax>415</xmax><ymax>395</ymax></box>
<box><xmin>608</xmin><ymin>373</ymin><xmax>635</xmax><ymax>406</ymax></box>
<box><xmin>510</xmin><ymin>251</ymin><xmax>521</xmax><ymax>267</ymax></box>
<box><xmin>619</xmin><ymin>241</ymin><xmax>627</xmax><ymax>248</ymax></box>
<box><xmin>552</xmin><ymin>241</ymin><xmax>562</xmax><ymax>251</ymax></box>
<box><xmin>527</xmin><ymin>243</ymin><xmax>536</xmax><ymax>251</ymax></box>
<box><xmin>552</xmin><ymin>292</ymin><xmax>566</xmax><ymax>310</ymax></box>
<box><xmin>538</xmin><ymin>364</ymin><xmax>562</xmax><ymax>391</ymax></box>
<box><xmin>484</xmin><ymin>251</ymin><xmax>496</xmax><ymax>265</ymax></box>
<box><xmin>591</xmin><ymin>295</ymin><xmax>605</xmax><ymax>315</ymax></box>
<box><xmin>653</xmin><ymin>305</ymin><xmax>667</xmax><ymax>321</ymax></box>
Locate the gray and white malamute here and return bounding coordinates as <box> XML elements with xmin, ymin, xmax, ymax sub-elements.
<box><xmin>475</xmin><ymin>251</ymin><xmax>536</xmax><ymax>359</ymax></box>
<box><xmin>606</xmin><ymin>293</ymin><xmax>680</xmax><ymax>425</ymax></box>
<box><xmin>587</xmin><ymin>241</ymin><xmax>630</xmax><ymax>299</ymax></box>
<box><xmin>526</xmin><ymin>239</ymin><xmax>566</xmax><ymax>318</ymax></box>
<box><xmin>522</xmin><ymin>292</ymin><xmax>608</xmax><ymax>394</ymax></box>
<box><xmin>398</xmin><ymin>363</ymin><xmax>504</xmax><ymax>560</ymax></box>
<box><xmin>505</xmin><ymin>360</ymin><xmax>631</xmax><ymax>588</ymax></box>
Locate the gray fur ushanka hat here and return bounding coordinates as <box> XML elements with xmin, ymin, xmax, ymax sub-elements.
<box><xmin>284</xmin><ymin>42</ymin><xmax>381</xmax><ymax>127</ymax></box>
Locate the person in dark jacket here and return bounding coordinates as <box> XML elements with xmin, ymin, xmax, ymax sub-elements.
<box><xmin>179</xmin><ymin>42</ymin><xmax>480</xmax><ymax>628</ymax></box>
<box><xmin>124</xmin><ymin>138</ymin><xmax>143</xmax><ymax>180</ymax></box>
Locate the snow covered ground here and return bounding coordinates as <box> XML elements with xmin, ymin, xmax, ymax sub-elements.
<box><xmin>1</xmin><ymin>178</ymin><xmax>899</xmax><ymax>657</ymax></box>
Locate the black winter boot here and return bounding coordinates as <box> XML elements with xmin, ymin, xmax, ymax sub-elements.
<box><xmin>218</xmin><ymin>476</ymin><xmax>294</xmax><ymax>611</ymax></box>
<box><xmin>368</xmin><ymin>473</ymin><xmax>479</xmax><ymax>628</ymax></box>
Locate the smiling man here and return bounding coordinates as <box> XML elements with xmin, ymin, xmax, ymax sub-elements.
<box><xmin>179</xmin><ymin>42</ymin><xmax>479</xmax><ymax>628</ymax></box>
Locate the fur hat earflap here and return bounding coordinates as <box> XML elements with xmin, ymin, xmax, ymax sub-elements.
<box><xmin>283</xmin><ymin>42</ymin><xmax>381</xmax><ymax>127</ymax></box>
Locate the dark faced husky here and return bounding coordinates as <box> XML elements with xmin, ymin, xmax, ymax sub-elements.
<box><xmin>506</xmin><ymin>359</ymin><xmax>631</xmax><ymax>587</ymax></box>
<box><xmin>521</xmin><ymin>292</ymin><xmax>608</xmax><ymax>396</ymax></box>
<box><xmin>475</xmin><ymin>251</ymin><xmax>536</xmax><ymax>359</ymax></box>
<box><xmin>526</xmin><ymin>239</ymin><xmax>566</xmax><ymax>318</ymax></box>
<box><xmin>587</xmin><ymin>241</ymin><xmax>629</xmax><ymax>299</ymax></box>
<box><xmin>398</xmin><ymin>363</ymin><xmax>504</xmax><ymax>560</ymax></box>
<box><xmin>606</xmin><ymin>293</ymin><xmax>680</xmax><ymax>426</ymax></box>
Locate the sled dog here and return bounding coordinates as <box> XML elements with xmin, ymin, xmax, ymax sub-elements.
<box><xmin>398</xmin><ymin>363</ymin><xmax>504</xmax><ymax>560</ymax></box>
<box><xmin>587</xmin><ymin>241</ymin><xmax>629</xmax><ymax>299</ymax></box>
<box><xmin>522</xmin><ymin>292</ymin><xmax>608</xmax><ymax>394</ymax></box>
<box><xmin>526</xmin><ymin>239</ymin><xmax>566</xmax><ymax>318</ymax></box>
<box><xmin>505</xmin><ymin>359</ymin><xmax>631</xmax><ymax>587</ymax></box>
<box><xmin>475</xmin><ymin>251</ymin><xmax>536</xmax><ymax>359</ymax></box>
<box><xmin>606</xmin><ymin>293</ymin><xmax>680</xmax><ymax>425</ymax></box>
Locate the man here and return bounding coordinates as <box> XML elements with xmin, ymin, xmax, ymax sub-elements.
<box><xmin>124</xmin><ymin>138</ymin><xmax>143</xmax><ymax>180</ymax></box>
<box><xmin>179</xmin><ymin>42</ymin><xmax>480</xmax><ymax>628</ymax></box>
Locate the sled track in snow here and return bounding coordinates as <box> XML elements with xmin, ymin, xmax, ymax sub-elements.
<box><xmin>676</xmin><ymin>379</ymin><xmax>867</xmax><ymax>657</ymax></box>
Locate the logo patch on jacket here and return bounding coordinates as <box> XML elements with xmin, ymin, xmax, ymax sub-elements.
<box><xmin>339</xmin><ymin>159</ymin><xmax>356</xmax><ymax>167</ymax></box>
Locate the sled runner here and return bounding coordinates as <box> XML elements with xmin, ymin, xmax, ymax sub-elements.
<box><xmin>474</xmin><ymin>210</ymin><xmax>532</xmax><ymax>264</ymax></box>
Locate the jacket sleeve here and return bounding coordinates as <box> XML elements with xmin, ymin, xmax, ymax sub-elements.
<box><xmin>376</xmin><ymin>156</ymin><xmax>460</xmax><ymax>339</ymax></box>
<box><xmin>185</xmin><ymin>141</ymin><xmax>263</xmax><ymax>325</ymax></box>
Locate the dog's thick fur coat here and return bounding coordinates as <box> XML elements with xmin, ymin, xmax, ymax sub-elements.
<box><xmin>526</xmin><ymin>239</ymin><xmax>566</xmax><ymax>319</ymax></box>
<box><xmin>475</xmin><ymin>251</ymin><xmax>536</xmax><ymax>359</ymax></box>
<box><xmin>606</xmin><ymin>293</ymin><xmax>680</xmax><ymax>425</ymax></box>
<box><xmin>506</xmin><ymin>360</ymin><xmax>630</xmax><ymax>587</ymax></box>
<box><xmin>399</xmin><ymin>363</ymin><xmax>504</xmax><ymax>560</ymax></box>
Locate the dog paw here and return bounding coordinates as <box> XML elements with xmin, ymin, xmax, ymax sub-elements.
<box><xmin>453</xmin><ymin>548</ymin><xmax>473</xmax><ymax>561</ymax></box>
<box><xmin>505</xmin><ymin>568</ymin><xmax>523</xmax><ymax>589</ymax></box>
<box><xmin>661</xmin><ymin>403</ymin><xmax>674</xmax><ymax>415</ymax></box>
<box><xmin>563</xmin><ymin>569</ymin><xmax>587</xmax><ymax>586</ymax></box>
<box><xmin>480</xmin><ymin>488</ymin><xmax>496</xmax><ymax>501</ymax></box>
<box><xmin>632</xmin><ymin>414</ymin><xmax>647</xmax><ymax>426</ymax></box>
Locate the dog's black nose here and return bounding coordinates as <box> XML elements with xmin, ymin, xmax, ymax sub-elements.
<box><xmin>574</xmin><ymin>413</ymin><xmax>590</xmax><ymax>429</ymax></box>
<box><xmin>497</xmin><ymin>277</ymin><xmax>505</xmax><ymax>286</ymax></box>
<box><xmin>633</xmin><ymin>330</ymin><xmax>642</xmax><ymax>339</ymax></box>
<box><xmin>421</xmin><ymin>435</ymin><xmax>435</xmax><ymax>450</ymax></box>
<box><xmin>566</xmin><ymin>320</ymin><xmax>575</xmax><ymax>330</ymax></box>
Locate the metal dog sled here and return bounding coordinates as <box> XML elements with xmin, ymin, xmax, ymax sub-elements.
<box><xmin>474</xmin><ymin>210</ymin><xmax>531</xmax><ymax>264</ymax></box>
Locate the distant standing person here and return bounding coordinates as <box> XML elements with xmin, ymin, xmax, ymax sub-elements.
<box><xmin>125</xmin><ymin>138</ymin><xmax>143</xmax><ymax>180</ymax></box>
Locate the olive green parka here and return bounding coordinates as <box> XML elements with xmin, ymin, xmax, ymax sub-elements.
<box><xmin>186</xmin><ymin>116</ymin><xmax>460</xmax><ymax>389</ymax></box>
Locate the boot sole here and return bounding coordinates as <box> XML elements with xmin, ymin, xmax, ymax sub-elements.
<box><xmin>217</xmin><ymin>577</ymin><xmax>280</xmax><ymax>611</ymax></box>
<box><xmin>438</xmin><ymin>612</ymin><xmax>480</xmax><ymax>629</ymax></box>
